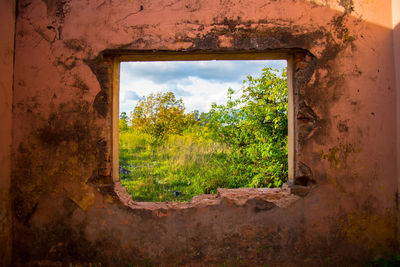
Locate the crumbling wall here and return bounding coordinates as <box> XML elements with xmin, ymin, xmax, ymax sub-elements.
<box><xmin>0</xmin><ymin>0</ymin><xmax>15</xmax><ymax>266</ymax></box>
<box><xmin>11</xmin><ymin>0</ymin><xmax>399</xmax><ymax>266</ymax></box>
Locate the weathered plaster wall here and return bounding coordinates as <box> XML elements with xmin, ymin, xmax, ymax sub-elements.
<box><xmin>0</xmin><ymin>0</ymin><xmax>15</xmax><ymax>266</ymax></box>
<box><xmin>393</xmin><ymin>0</ymin><xmax>400</xmax><ymax>244</ymax></box>
<box><xmin>11</xmin><ymin>0</ymin><xmax>398</xmax><ymax>266</ymax></box>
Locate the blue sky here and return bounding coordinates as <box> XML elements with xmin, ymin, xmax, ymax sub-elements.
<box><xmin>119</xmin><ymin>60</ymin><xmax>287</xmax><ymax>115</ymax></box>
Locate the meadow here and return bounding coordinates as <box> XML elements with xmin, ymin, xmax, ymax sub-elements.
<box><xmin>119</xmin><ymin>127</ymin><xmax>233</xmax><ymax>201</ymax></box>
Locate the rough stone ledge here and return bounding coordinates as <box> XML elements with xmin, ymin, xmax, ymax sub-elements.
<box><xmin>114</xmin><ymin>181</ymin><xmax>307</xmax><ymax>210</ymax></box>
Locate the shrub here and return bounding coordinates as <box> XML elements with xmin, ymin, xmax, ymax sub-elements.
<box><xmin>208</xmin><ymin>67</ymin><xmax>288</xmax><ymax>187</ymax></box>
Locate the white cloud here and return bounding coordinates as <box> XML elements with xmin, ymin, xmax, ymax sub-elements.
<box><xmin>119</xmin><ymin>60</ymin><xmax>286</xmax><ymax>114</ymax></box>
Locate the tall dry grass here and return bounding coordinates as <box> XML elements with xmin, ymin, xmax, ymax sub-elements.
<box><xmin>119</xmin><ymin>128</ymin><xmax>231</xmax><ymax>201</ymax></box>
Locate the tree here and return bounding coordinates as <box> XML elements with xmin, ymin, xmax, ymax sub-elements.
<box><xmin>120</xmin><ymin>112</ymin><xmax>128</xmax><ymax>120</ymax></box>
<box><xmin>119</xmin><ymin>112</ymin><xmax>129</xmax><ymax>132</ymax></box>
<box><xmin>209</xmin><ymin>67</ymin><xmax>288</xmax><ymax>187</ymax></box>
<box><xmin>130</xmin><ymin>92</ymin><xmax>186</xmax><ymax>142</ymax></box>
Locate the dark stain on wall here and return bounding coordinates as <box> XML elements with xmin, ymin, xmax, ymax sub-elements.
<box><xmin>295</xmin><ymin>161</ymin><xmax>316</xmax><ymax>186</ymax></box>
<box><xmin>338</xmin><ymin>0</ymin><xmax>355</xmax><ymax>14</ymax></box>
<box><xmin>41</xmin><ymin>0</ymin><xmax>71</xmax><ymax>20</ymax></box>
<box><xmin>63</xmin><ymin>38</ymin><xmax>87</xmax><ymax>52</ymax></box>
<box><xmin>297</xmin><ymin>102</ymin><xmax>319</xmax><ymax>142</ymax></box>
<box><xmin>13</xmin><ymin>198</ymin><xmax>135</xmax><ymax>266</ymax></box>
<box><xmin>85</xmin><ymin>57</ymin><xmax>112</xmax><ymax>118</ymax></box>
<box><xmin>73</xmin><ymin>76</ymin><xmax>90</xmax><ymax>93</ymax></box>
<box><xmin>246</xmin><ymin>197</ymin><xmax>276</xmax><ymax>212</ymax></box>
<box><xmin>12</xmin><ymin>99</ymin><xmax>101</xmax><ymax>223</ymax></box>
<box><xmin>193</xmin><ymin>32</ymin><xmax>219</xmax><ymax>49</ymax></box>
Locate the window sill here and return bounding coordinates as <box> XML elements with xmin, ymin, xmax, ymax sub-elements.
<box><xmin>114</xmin><ymin>181</ymin><xmax>311</xmax><ymax>211</ymax></box>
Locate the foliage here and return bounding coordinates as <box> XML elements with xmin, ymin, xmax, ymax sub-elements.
<box><xmin>130</xmin><ymin>92</ymin><xmax>187</xmax><ymax>142</ymax></box>
<box><xmin>208</xmin><ymin>67</ymin><xmax>288</xmax><ymax>187</ymax></box>
<box><xmin>119</xmin><ymin>112</ymin><xmax>129</xmax><ymax>132</ymax></box>
<box><xmin>120</xmin><ymin>112</ymin><xmax>128</xmax><ymax>121</ymax></box>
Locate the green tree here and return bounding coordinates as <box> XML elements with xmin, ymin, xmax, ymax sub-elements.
<box><xmin>120</xmin><ymin>112</ymin><xmax>128</xmax><ymax>120</ymax></box>
<box><xmin>209</xmin><ymin>67</ymin><xmax>288</xmax><ymax>187</ymax></box>
<box><xmin>119</xmin><ymin>112</ymin><xmax>129</xmax><ymax>132</ymax></box>
<box><xmin>130</xmin><ymin>92</ymin><xmax>186</xmax><ymax>142</ymax></box>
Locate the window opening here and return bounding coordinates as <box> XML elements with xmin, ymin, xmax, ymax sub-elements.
<box><xmin>116</xmin><ymin>58</ymin><xmax>290</xmax><ymax>202</ymax></box>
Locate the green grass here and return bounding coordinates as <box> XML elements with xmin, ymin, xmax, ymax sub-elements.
<box><xmin>119</xmin><ymin>128</ymin><xmax>233</xmax><ymax>202</ymax></box>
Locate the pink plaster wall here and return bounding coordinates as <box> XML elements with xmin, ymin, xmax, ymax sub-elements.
<box><xmin>11</xmin><ymin>0</ymin><xmax>399</xmax><ymax>266</ymax></box>
<box><xmin>0</xmin><ymin>0</ymin><xmax>15</xmax><ymax>266</ymax></box>
<box><xmin>393</xmin><ymin>0</ymin><xmax>400</xmax><ymax>244</ymax></box>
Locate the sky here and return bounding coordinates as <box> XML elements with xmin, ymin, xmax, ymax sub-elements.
<box><xmin>119</xmin><ymin>60</ymin><xmax>287</xmax><ymax>115</ymax></box>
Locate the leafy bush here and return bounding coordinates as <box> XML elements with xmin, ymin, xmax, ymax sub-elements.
<box><xmin>208</xmin><ymin>67</ymin><xmax>288</xmax><ymax>187</ymax></box>
<box><xmin>119</xmin><ymin>112</ymin><xmax>129</xmax><ymax>132</ymax></box>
